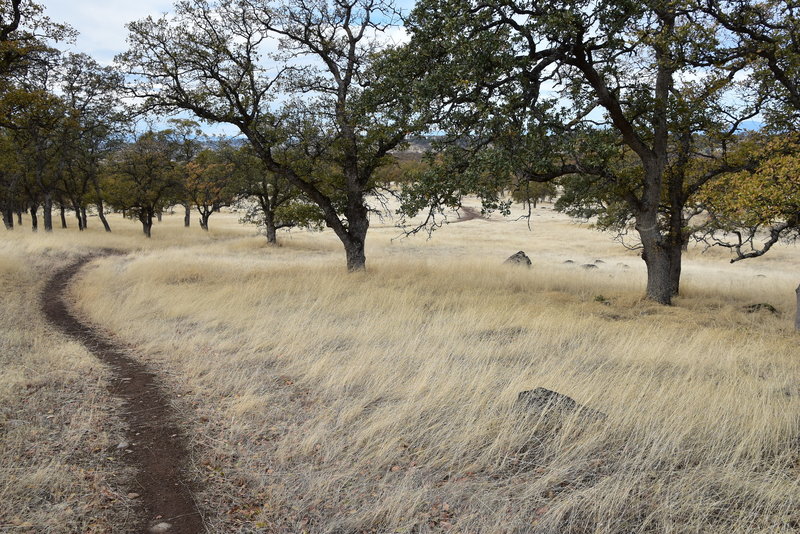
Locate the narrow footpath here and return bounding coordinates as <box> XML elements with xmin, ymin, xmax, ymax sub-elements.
<box><xmin>42</xmin><ymin>255</ymin><xmax>204</xmax><ymax>534</ymax></box>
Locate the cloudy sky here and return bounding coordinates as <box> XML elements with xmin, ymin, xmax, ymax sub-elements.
<box><xmin>46</xmin><ymin>1</ymin><xmax>174</xmax><ymax>64</ymax></box>
<box><xmin>45</xmin><ymin>1</ymin><xmax>413</xmax><ymax>64</ymax></box>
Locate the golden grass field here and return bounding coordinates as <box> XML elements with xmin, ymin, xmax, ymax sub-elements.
<box><xmin>2</xmin><ymin>201</ymin><xmax>800</xmax><ymax>533</ymax></box>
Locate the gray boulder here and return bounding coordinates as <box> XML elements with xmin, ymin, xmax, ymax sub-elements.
<box><xmin>515</xmin><ymin>387</ymin><xmax>606</xmax><ymax>421</ymax></box>
<box><xmin>504</xmin><ymin>251</ymin><xmax>532</xmax><ymax>267</ymax></box>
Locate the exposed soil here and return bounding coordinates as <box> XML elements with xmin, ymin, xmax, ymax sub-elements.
<box><xmin>453</xmin><ymin>206</ymin><xmax>492</xmax><ymax>223</ymax></box>
<box><xmin>41</xmin><ymin>254</ymin><xmax>204</xmax><ymax>534</ymax></box>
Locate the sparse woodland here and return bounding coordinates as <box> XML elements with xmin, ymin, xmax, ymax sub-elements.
<box><xmin>1</xmin><ymin>0</ymin><xmax>800</xmax><ymax>532</ymax></box>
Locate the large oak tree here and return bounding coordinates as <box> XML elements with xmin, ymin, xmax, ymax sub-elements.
<box><xmin>400</xmin><ymin>0</ymin><xmax>762</xmax><ymax>304</ymax></box>
<box><xmin>120</xmin><ymin>0</ymin><xmax>424</xmax><ymax>270</ymax></box>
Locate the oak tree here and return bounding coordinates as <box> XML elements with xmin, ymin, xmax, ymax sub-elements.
<box><xmin>121</xmin><ymin>0</ymin><xmax>424</xmax><ymax>270</ymax></box>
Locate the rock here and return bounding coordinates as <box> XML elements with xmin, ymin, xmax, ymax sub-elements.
<box><xmin>515</xmin><ymin>387</ymin><xmax>606</xmax><ymax>421</ymax></box>
<box><xmin>504</xmin><ymin>251</ymin><xmax>532</xmax><ymax>267</ymax></box>
<box><xmin>563</xmin><ymin>260</ymin><xmax>575</xmax><ymax>264</ymax></box>
<box><xmin>116</xmin><ymin>442</ymin><xmax>129</xmax><ymax>450</ymax></box>
<box><xmin>127</xmin><ymin>492</ymin><xmax>140</xmax><ymax>499</ymax></box>
<box><xmin>755</xmin><ymin>274</ymin><xmax>767</xmax><ymax>278</ymax></box>
<box><xmin>581</xmin><ymin>263</ymin><xmax>598</xmax><ymax>269</ymax></box>
<box><xmin>743</xmin><ymin>303</ymin><xmax>779</xmax><ymax>314</ymax></box>
<box><xmin>149</xmin><ymin>523</ymin><xmax>172</xmax><ymax>533</ymax></box>
<box><xmin>778</xmin><ymin>384</ymin><xmax>800</xmax><ymax>397</ymax></box>
<box><xmin>594</xmin><ymin>259</ymin><xmax>605</xmax><ymax>264</ymax></box>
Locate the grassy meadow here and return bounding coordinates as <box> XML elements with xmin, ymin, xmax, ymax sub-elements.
<box><xmin>2</xmin><ymin>202</ymin><xmax>800</xmax><ymax>533</ymax></box>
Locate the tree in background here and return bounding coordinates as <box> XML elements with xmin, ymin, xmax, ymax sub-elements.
<box><xmin>58</xmin><ymin>53</ymin><xmax>127</xmax><ymax>232</ymax></box>
<box><xmin>695</xmin><ymin>0</ymin><xmax>800</xmax><ymax>259</ymax></box>
<box><xmin>167</xmin><ymin>118</ymin><xmax>205</xmax><ymax>228</ymax></box>
<box><xmin>0</xmin><ymin>0</ymin><xmax>82</xmax><ymax>230</ymax></box>
<box><xmin>120</xmin><ymin>0</ymin><xmax>430</xmax><ymax>270</ymax></box>
<box><xmin>184</xmin><ymin>147</ymin><xmax>238</xmax><ymax>231</ymax></box>
<box><xmin>102</xmin><ymin>130</ymin><xmax>182</xmax><ymax>237</ymax></box>
<box><xmin>696</xmin><ymin>133</ymin><xmax>800</xmax><ymax>261</ymax></box>
<box><xmin>0</xmin><ymin>130</ymin><xmax>22</xmax><ymax>228</ymax></box>
<box><xmin>399</xmin><ymin>0</ymin><xmax>762</xmax><ymax>304</ymax></box>
<box><xmin>234</xmin><ymin>145</ymin><xmax>324</xmax><ymax>243</ymax></box>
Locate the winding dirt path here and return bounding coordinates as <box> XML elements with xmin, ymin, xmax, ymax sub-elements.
<box><xmin>42</xmin><ymin>255</ymin><xmax>204</xmax><ymax>534</ymax></box>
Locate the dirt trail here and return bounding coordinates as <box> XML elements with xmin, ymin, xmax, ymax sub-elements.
<box><xmin>42</xmin><ymin>255</ymin><xmax>204</xmax><ymax>534</ymax></box>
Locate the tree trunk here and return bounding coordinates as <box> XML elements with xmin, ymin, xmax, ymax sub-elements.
<box><xmin>637</xmin><ymin>209</ymin><xmax>674</xmax><ymax>305</ymax></box>
<box><xmin>184</xmin><ymin>203</ymin><xmax>190</xmax><ymax>227</ymax></box>
<box><xmin>60</xmin><ymin>206</ymin><xmax>68</xmax><ymax>228</ymax></box>
<box><xmin>156</xmin><ymin>210</ymin><xmax>162</xmax><ymax>222</ymax></box>
<box><xmin>344</xmin><ymin>238</ymin><xmax>367</xmax><ymax>271</ymax></box>
<box><xmin>97</xmin><ymin>201</ymin><xmax>111</xmax><ymax>232</ymax></box>
<box><xmin>3</xmin><ymin>208</ymin><xmax>13</xmax><ymax>230</ymax></box>
<box><xmin>81</xmin><ymin>207</ymin><xmax>88</xmax><ymax>229</ymax></box>
<box><xmin>122</xmin><ymin>208</ymin><xmax>127</xmax><ymax>218</ymax></box>
<box><xmin>342</xmin><ymin>199</ymin><xmax>369</xmax><ymax>272</ymax></box>
<box><xmin>141</xmin><ymin>213</ymin><xmax>153</xmax><ymax>238</ymax></box>
<box><xmin>42</xmin><ymin>194</ymin><xmax>53</xmax><ymax>232</ymax></box>
<box><xmin>795</xmin><ymin>284</ymin><xmax>800</xmax><ymax>332</ymax></box>
<box><xmin>30</xmin><ymin>205</ymin><xmax>38</xmax><ymax>232</ymax></box>
<box><xmin>641</xmin><ymin>245</ymin><xmax>673</xmax><ymax>305</ymax></box>
<box><xmin>74</xmin><ymin>206</ymin><xmax>83</xmax><ymax>231</ymax></box>
<box><xmin>264</xmin><ymin>209</ymin><xmax>277</xmax><ymax>244</ymax></box>
<box><xmin>199</xmin><ymin>210</ymin><xmax>210</xmax><ymax>231</ymax></box>
<box><xmin>16</xmin><ymin>210</ymin><xmax>22</xmax><ymax>225</ymax></box>
<box><xmin>668</xmin><ymin>241</ymin><xmax>683</xmax><ymax>297</ymax></box>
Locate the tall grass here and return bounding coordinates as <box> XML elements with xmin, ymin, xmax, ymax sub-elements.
<box><xmin>0</xmin><ymin>240</ymin><xmax>136</xmax><ymax>533</ymax></box>
<box><xmin>54</xmin><ymin>203</ymin><xmax>800</xmax><ymax>533</ymax></box>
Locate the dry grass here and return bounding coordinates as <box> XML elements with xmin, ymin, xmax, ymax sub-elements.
<box><xmin>4</xmin><ymin>202</ymin><xmax>800</xmax><ymax>533</ymax></box>
<box><xmin>0</xmin><ymin>240</ymin><xmax>137</xmax><ymax>533</ymax></box>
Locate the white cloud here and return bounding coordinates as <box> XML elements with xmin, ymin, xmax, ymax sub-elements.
<box><xmin>45</xmin><ymin>1</ymin><xmax>174</xmax><ymax>64</ymax></box>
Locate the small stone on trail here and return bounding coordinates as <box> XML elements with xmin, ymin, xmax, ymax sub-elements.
<box><xmin>564</xmin><ymin>260</ymin><xmax>575</xmax><ymax>264</ymax></box>
<box><xmin>149</xmin><ymin>522</ymin><xmax>172</xmax><ymax>533</ymax></box>
<box><xmin>504</xmin><ymin>251</ymin><xmax>532</xmax><ymax>267</ymax></box>
<box><xmin>116</xmin><ymin>442</ymin><xmax>129</xmax><ymax>449</ymax></box>
<box><xmin>581</xmin><ymin>263</ymin><xmax>598</xmax><ymax>269</ymax></box>
<box><xmin>127</xmin><ymin>492</ymin><xmax>140</xmax><ymax>499</ymax></box>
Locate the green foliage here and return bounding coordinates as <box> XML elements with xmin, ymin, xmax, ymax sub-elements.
<box><xmin>102</xmin><ymin>130</ymin><xmax>183</xmax><ymax>232</ymax></box>
<box><xmin>696</xmin><ymin>133</ymin><xmax>800</xmax><ymax>248</ymax></box>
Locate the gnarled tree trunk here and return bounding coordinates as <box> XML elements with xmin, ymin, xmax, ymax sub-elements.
<box><xmin>184</xmin><ymin>203</ymin><xmax>190</xmax><ymax>227</ymax></box>
<box><xmin>3</xmin><ymin>208</ymin><xmax>13</xmax><ymax>230</ymax></box>
<box><xmin>30</xmin><ymin>204</ymin><xmax>38</xmax><ymax>232</ymax></box>
<box><xmin>342</xmin><ymin>195</ymin><xmax>369</xmax><ymax>272</ymax></box>
<box><xmin>97</xmin><ymin>201</ymin><xmax>111</xmax><ymax>232</ymax></box>
<box><xmin>42</xmin><ymin>193</ymin><xmax>53</xmax><ymax>232</ymax></box>
<box><xmin>263</xmin><ymin>208</ymin><xmax>277</xmax><ymax>244</ymax></box>
<box><xmin>74</xmin><ymin>205</ymin><xmax>83</xmax><ymax>230</ymax></box>
<box><xmin>140</xmin><ymin>211</ymin><xmax>153</xmax><ymax>238</ymax></box>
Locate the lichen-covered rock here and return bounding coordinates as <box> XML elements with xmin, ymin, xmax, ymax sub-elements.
<box><xmin>515</xmin><ymin>387</ymin><xmax>606</xmax><ymax>421</ymax></box>
<box><xmin>504</xmin><ymin>251</ymin><xmax>532</xmax><ymax>267</ymax></box>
